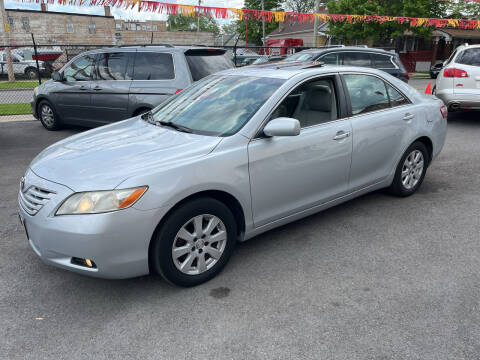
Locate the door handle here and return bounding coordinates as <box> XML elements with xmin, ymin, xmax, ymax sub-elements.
<box><xmin>333</xmin><ymin>131</ymin><xmax>350</xmax><ymax>141</ymax></box>
<box><xmin>93</xmin><ymin>86</ymin><xmax>102</xmax><ymax>91</ymax></box>
<box><xmin>79</xmin><ymin>86</ymin><xmax>88</xmax><ymax>90</ymax></box>
<box><xmin>403</xmin><ymin>113</ymin><xmax>415</xmax><ymax>121</ymax></box>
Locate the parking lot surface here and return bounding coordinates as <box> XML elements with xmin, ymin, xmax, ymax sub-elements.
<box><xmin>1</xmin><ymin>110</ymin><xmax>480</xmax><ymax>359</ymax></box>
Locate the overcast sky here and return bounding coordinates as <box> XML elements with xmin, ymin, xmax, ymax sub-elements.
<box><xmin>5</xmin><ymin>0</ymin><xmax>245</xmax><ymax>21</ymax></box>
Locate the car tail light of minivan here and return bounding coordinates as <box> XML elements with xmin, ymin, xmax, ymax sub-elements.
<box><xmin>443</xmin><ymin>68</ymin><xmax>469</xmax><ymax>78</ymax></box>
<box><xmin>401</xmin><ymin>72</ymin><xmax>410</xmax><ymax>80</ymax></box>
<box><xmin>175</xmin><ymin>89</ymin><xmax>183</xmax><ymax>94</ymax></box>
<box><xmin>440</xmin><ymin>105</ymin><xmax>448</xmax><ymax>119</ymax></box>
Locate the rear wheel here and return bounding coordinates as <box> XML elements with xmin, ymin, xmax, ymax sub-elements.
<box><xmin>25</xmin><ymin>67</ymin><xmax>38</xmax><ymax>80</ymax></box>
<box><xmin>38</xmin><ymin>100</ymin><xmax>61</xmax><ymax>130</ymax></box>
<box><xmin>389</xmin><ymin>141</ymin><xmax>429</xmax><ymax>197</ymax></box>
<box><xmin>150</xmin><ymin>198</ymin><xmax>237</xmax><ymax>287</ymax></box>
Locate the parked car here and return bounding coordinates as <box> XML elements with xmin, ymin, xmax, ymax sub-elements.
<box><xmin>19</xmin><ymin>64</ymin><xmax>447</xmax><ymax>286</ymax></box>
<box><xmin>282</xmin><ymin>46</ymin><xmax>410</xmax><ymax>83</ymax></box>
<box><xmin>0</xmin><ymin>51</ymin><xmax>47</xmax><ymax>79</ymax></box>
<box><xmin>430</xmin><ymin>61</ymin><xmax>443</xmax><ymax>79</ymax></box>
<box><xmin>31</xmin><ymin>45</ymin><xmax>234</xmax><ymax>130</ymax></box>
<box><xmin>434</xmin><ymin>44</ymin><xmax>480</xmax><ymax>111</ymax></box>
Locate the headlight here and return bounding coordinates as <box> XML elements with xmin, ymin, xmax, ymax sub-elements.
<box><xmin>56</xmin><ymin>186</ymin><xmax>148</xmax><ymax>215</ymax></box>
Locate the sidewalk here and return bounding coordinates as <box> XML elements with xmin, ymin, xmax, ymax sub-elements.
<box><xmin>0</xmin><ymin>114</ymin><xmax>36</xmax><ymax>123</ymax></box>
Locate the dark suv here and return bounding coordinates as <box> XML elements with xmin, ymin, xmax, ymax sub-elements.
<box><xmin>32</xmin><ymin>45</ymin><xmax>233</xmax><ymax>130</ymax></box>
<box><xmin>283</xmin><ymin>46</ymin><xmax>410</xmax><ymax>83</ymax></box>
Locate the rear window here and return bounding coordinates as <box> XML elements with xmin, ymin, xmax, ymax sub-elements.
<box><xmin>372</xmin><ymin>54</ymin><xmax>396</xmax><ymax>69</ymax></box>
<box><xmin>185</xmin><ymin>50</ymin><xmax>233</xmax><ymax>81</ymax></box>
<box><xmin>133</xmin><ymin>52</ymin><xmax>174</xmax><ymax>80</ymax></box>
<box><xmin>457</xmin><ymin>48</ymin><xmax>480</xmax><ymax>66</ymax></box>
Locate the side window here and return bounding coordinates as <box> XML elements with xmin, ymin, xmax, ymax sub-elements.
<box><xmin>319</xmin><ymin>52</ymin><xmax>339</xmax><ymax>65</ymax></box>
<box><xmin>456</xmin><ymin>49</ymin><xmax>480</xmax><ymax>66</ymax></box>
<box><xmin>63</xmin><ymin>54</ymin><xmax>95</xmax><ymax>82</ymax></box>
<box><xmin>344</xmin><ymin>74</ymin><xmax>389</xmax><ymax>115</ymax></box>
<box><xmin>94</xmin><ymin>52</ymin><xmax>132</xmax><ymax>80</ymax></box>
<box><xmin>372</xmin><ymin>54</ymin><xmax>396</xmax><ymax>69</ymax></box>
<box><xmin>342</xmin><ymin>52</ymin><xmax>372</xmax><ymax>67</ymax></box>
<box><xmin>386</xmin><ymin>84</ymin><xmax>409</xmax><ymax>107</ymax></box>
<box><xmin>133</xmin><ymin>52</ymin><xmax>174</xmax><ymax>80</ymax></box>
<box><xmin>269</xmin><ymin>77</ymin><xmax>338</xmax><ymax>128</ymax></box>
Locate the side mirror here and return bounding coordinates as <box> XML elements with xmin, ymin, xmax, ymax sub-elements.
<box><xmin>52</xmin><ymin>72</ymin><xmax>63</xmax><ymax>81</ymax></box>
<box><xmin>263</xmin><ymin>117</ymin><xmax>300</xmax><ymax>137</ymax></box>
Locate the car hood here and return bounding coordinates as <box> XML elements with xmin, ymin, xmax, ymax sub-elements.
<box><xmin>30</xmin><ymin>118</ymin><xmax>222</xmax><ymax>191</ymax></box>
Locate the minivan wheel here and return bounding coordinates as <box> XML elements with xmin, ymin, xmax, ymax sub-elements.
<box><xmin>389</xmin><ymin>141</ymin><xmax>429</xmax><ymax>197</ymax></box>
<box><xmin>38</xmin><ymin>100</ymin><xmax>61</xmax><ymax>130</ymax></box>
<box><xmin>151</xmin><ymin>198</ymin><xmax>237</xmax><ymax>287</ymax></box>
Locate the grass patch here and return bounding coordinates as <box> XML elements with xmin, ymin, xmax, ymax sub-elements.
<box><xmin>0</xmin><ymin>103</ymin><xmax>32</xmax><ymax>116</ymax></box>
<box><xmin>0</xmin><ymin>80</ymin><xmax>48</xmax><ymax>89</ymax></box>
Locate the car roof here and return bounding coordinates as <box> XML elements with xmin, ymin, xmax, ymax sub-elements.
<box><xmin>219</xmin><ymin>63</ymin><xmax>389</xmax><ymax>80</ymax></box>
<box><xmin>295</xmin><ymin>46</ymin><xmax>396</xmax><ymax>55</ymax></box>
<box><xmin>84</xmin><ymin>45</ymin><xmax>225</xmax><ymax>54</ymax></box>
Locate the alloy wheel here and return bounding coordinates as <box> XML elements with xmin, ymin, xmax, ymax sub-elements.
<box><xmin>401</xmin><ymin>150</ymin><xmax>424</xmax><ymax>190</ymax></box>
<box><xmin>171</xmin><ymin>214</ymin><xmax>227</xmax><ymax>275</ymax></box>
<box><xmin>40</xmin><ymin>105</ymin><xmax>54</xmax><ymax>127</ymax></box>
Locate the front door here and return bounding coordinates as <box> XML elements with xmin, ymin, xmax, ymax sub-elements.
<box><xmin>89</xmin><ymin>52</ymin><xmax>134</xmax><ymax>123</ymax></box>
<box><xmin>52</xmin><ymin>53</ymin><xmax>95</xmax><ymax>123</ymax></box>
<box><xmin>248</xmin><ymin>75</ymin><xmax>352</xmax><ymax>227</ymax></box>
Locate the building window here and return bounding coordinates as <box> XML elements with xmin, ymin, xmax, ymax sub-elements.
<box><xmin>153</xmin><ymin>24</ymin><xmax>158</xmax><ymax>31</ymax></box>
<box><xmin>7</xmin><ymin>16</ymin><xmax>14</xmax><ymax>31</ymax></box>
<box><xmin>115</xmin><ymin>23</ymin><xmax>122</xmax><ymax>30</ymax></box>
<box><xmin>130</xmin><ymin>23</ymin><xmax>136</xmax><ymax>31</ymax></box>
<box><xmin>66</xmin><ymin>21</ymin><xmax>74</xmax><ymax>33</ymax></box>
<box><xmin>146</xmin><ymin>24</ymin><xmax>151</xmax><ymax>31</ymax></box>
<box><xmin>142</xmin><ymin>25</ymin><xmax>146</xmax><ymax>31</ymax></box>
<box><xmin>136</xmin><ymin>24</ymin><xmax>141</xmax><ymax>31</ymax></box>
<box><xmin>22</xmin><ymin>17</ymin><xmax>30</xmax><ymax>31</ymax></box>
<box><xmin>88</xmin><ymin>23</ymin><xmax>96</xmax><ymax>34</ymax></box>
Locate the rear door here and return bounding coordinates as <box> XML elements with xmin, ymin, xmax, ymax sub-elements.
<box><xmin>453</xmin><ymin>48</ymin><xmax>480</xmax><ymax>97</ymax></box>
<box><xmin>342</xmin><ymin>73</ymin><xmax>416</xmax><ymax>191</ymax></box>
<box><xmin>89</xmin><ymin>51</ymin><xmax>134</xmax><ymax>123</ymax></box>
<box><xmin>128</xmin><ymin>51</ymin><xmax>181</xmax><ymax>114</ymax></box>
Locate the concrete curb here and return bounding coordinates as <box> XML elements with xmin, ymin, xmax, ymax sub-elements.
<box><xmin>0</xmin><ymin>115</ymin><xmax>36</xmax><ymax>123</ymax></box>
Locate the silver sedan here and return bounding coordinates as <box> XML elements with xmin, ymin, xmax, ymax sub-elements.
<box><xmin>18</xmin><ymin>64</ymin><xmax>447</xmax><ymax>286</ymax></box>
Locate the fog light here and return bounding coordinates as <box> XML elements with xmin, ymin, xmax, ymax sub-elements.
<box><xmin>71</xmin><ymin>257</ymin><xmax>97</xmax><ymax>268</ymax></box>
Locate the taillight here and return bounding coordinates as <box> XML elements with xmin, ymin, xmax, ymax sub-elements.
<box><xmin>402</xmin><ymin>73</ymin><xmax>410</xmax><ymax>80</ymax></box>
<box><xmin>175</xmin><ymin>89</ymin><xmax>183</xmax><ymax>94</ymax></box>
<box><xmin>443</xmin><ymin>68</ymin><xmax>469</xmax><ymax>78</ymax></box>
<box><xmin>440</xmin><ymin>105</ymin><xmax>448</xmax><ymax>119</ymax></box>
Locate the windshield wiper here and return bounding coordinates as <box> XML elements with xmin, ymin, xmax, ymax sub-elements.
<box><xmin>158</xmin><ymin>120</ymin><xmax>193</xmax><ymax>133</ymax></box>
<box><xmin>141</xmin><ymin>111</ymin><xmax>193</xmax><ymax>133</ymax></box>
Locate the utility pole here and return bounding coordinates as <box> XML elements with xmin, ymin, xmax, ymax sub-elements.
<box><xmin>197</xmin><ymin>0</ymin><xmax>201</xmax><ymax>33</ymax></box>
<box><xmin>0</xmin><ymin>0</ymin><xmax>15</xmax><ymax>82</ymax></box>
<box><xmin>261</xmin><ymin>0</ymin><xmax>265</xmax><ymax>46</ymax></box>
<box><xmin>313</xmin><ymin>0</ymin><xmax>320</xmax><ymax>47</ymax></box>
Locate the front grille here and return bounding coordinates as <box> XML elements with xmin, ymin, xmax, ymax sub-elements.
<box><xmin>19</xmin><ymin>186</ymin><xmax>54</xmax><ymax>216</ymax></box>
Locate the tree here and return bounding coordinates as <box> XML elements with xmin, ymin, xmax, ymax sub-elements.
<box><xmin>234</xmin><ymin>0</ymin><xmax>284</xmax><ymax>45</ymax></box>
<box><xmin>221</xmin><ymin>22</ymin><xmax>238</xmax><ymax>35</ymax></box>
<box><xmin>284</xmin><ymin>0</ymin><xmax>316</xmax><ymax>14</ymax></box>
<box><xmin>166</xmin><ymin>15</ymin><xmax>220</xmax><ymax>34</ymax></box>
<box><xmin>325</xmin><ymin>0</ymin><xmax>446</xmax><ymax>44</ymax></box>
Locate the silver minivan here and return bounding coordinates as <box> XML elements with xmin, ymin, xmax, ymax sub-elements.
<box><xmin>31</xmin><ymin>45</ymin><xmax>233</xmax><ymax>130</ymax></box>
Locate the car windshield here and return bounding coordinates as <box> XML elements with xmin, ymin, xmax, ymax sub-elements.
<box><xmin>151</xmin><ymin>75</ymin><xmax>285</xmax><ymax>137</ymax></box>
<box><xmin>283</xmin><ymin>52</ymin><xmax>315</xmax><ymax>62</ymax></box>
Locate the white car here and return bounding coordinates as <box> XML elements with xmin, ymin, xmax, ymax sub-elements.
<box><xmin>0</xmin><ymin>52</ymin><xmax>46</xmax><ymax>79</ymax></box>
<box><xmin>435</xmin><ymin>44</ymin><xmax>480</xmax><ymax>111</ymax></box>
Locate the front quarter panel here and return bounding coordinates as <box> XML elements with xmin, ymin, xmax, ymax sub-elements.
<box><xmin>118</xmin><ymin>134</ymin><xmax>254</xmax><ymax>234</ymax></box>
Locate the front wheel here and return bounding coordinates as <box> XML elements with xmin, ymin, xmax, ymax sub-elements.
<box><xmin>389</xmin><ymin>142</ymin><xmax>429</xmax><ymax>197</ymax></box>
<box><xmin>38</xmin><ymin>100</ymin><xmax>61</xmax><ymax>130</ymax></box>
<box><xmin>25</xmin><ymin>68</ymin><xmax>38</xmax><ymax>80</ymax></box>
<box><xmin>150</xmin><ymin>198</ymin><xmax>237</xmax><ymax>287</ymax></box>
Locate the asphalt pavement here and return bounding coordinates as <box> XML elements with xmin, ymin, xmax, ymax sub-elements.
<box><xmin>2</xmin><ymin>98</ymin><xmax>480</xmax><ymax>360</ymax></box>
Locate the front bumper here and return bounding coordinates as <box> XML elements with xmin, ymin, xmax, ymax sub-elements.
<box><xmin>18</xmin><ymin>169</ymin><xmax>164</xmax><ymax>279</ymax></box>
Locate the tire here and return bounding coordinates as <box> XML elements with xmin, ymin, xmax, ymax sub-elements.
<box><xmin>389</xmin><ymin>141</ymin><xmax>429</xmax><ymax>197</ymax></box>
<box><xmin>150</xmin><ymin>197</ymin><xmax>237</xmax><ymax>287</ymax></box>
<box><xmin>38</xmin><ymin>100</ymin><xmax>61</xmax><ymax>131</ymax></box>
<box><xmin>133</xmin><ymin>107</ymin><xmax>151</xmax><ymax>117</ymax></box>
<box><xmin>25</xmin><ymin>68</ymin><xmax>38</xmax><ymax>80</ymax></box>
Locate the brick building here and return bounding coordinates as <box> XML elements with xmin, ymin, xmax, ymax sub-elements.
<box><xmin>1</xmin><ymin>5</ymin><xmax>214</xmax><ymax>46</ymax></box>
